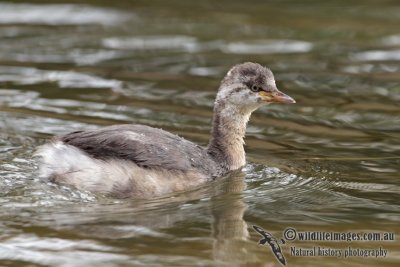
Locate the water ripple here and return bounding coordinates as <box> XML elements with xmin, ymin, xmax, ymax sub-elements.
<box><xmin>0</xmin><ymin>67</ymin><xmax>122</xmax><ymax>89</ymax></box>
<box><xmin>351</xmin><ymin>49</ymin><xmax>400</xmax><ymax>61</ymax></box>
<box><xmin>221</xmin><ymin>39</ymin><xmax>313</xmax><ymax>54</ymax></box>
<box><xmin>381</xmin><ymin>34</ymin><xmax>400</xmax><ymax>46</ymax></box>
<box><xmin>0</xmin><ymin>235</ymin><xmax>130</xmax><ymax>267</ymax></box>
<box><xmin>0</xmin><ymin>3</ymin><xmax>128</xmax><ymax>25</ymax></box>
<box><xmin>0</xmin><ymin>113</ymin><xmax>99</xmax><ymax>135</ymax></box>
<box><xmin>103</xmin><ymin>35</ymin><xmax>201</xmax><ymax>52</ymax></box>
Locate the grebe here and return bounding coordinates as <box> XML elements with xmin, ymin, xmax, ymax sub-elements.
<box><xmin>35</xmin><ymin>62</ymin><xmax>295</xmax><ymax>198</ymax></box>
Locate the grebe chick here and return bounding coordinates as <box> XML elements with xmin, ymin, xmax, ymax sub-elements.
<box><xmin>35</xmin><ymin>62</ymin><xmax>295</xmax><ymax>198</ymax></box>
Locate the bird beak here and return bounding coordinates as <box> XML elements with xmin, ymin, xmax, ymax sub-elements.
<box><xmin>259</xmin><ymin>89</ymin><xmax>296</xmax><ymax>104</ymax></box>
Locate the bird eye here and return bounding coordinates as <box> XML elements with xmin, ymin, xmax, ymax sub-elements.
<box><xmin>251</xmin><ymin>85</ymin><xmax>260</xmax><ymax>92</ymax></box>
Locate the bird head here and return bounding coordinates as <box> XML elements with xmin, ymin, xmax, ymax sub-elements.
<box><xmin>217</xmin><ymin>62</ymin><xmax>295</xmax><ymax>113</ymax></box>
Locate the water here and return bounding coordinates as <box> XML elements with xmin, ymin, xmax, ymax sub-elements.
<box><xmin>0</xmin><ymin>1</ymin><xmax>399</xmax><ymax>266</ymax></box>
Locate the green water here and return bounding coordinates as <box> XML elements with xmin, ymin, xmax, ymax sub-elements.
<box><xmin>0</xmin><ymin>1</ymin><xmax>399</xmax><ymax>266</ymax></box>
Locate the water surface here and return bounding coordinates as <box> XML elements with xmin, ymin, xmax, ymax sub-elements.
<box><xmin>0</xmin><ymin>1</ymin><xmax>399</xmax><ymax>266</ymax></box>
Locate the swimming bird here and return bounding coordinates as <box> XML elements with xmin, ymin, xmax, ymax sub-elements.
<box><xmin>35</xmin><ymin>62</ymin><xmax>295</xmax><ymax>198</ymax></box>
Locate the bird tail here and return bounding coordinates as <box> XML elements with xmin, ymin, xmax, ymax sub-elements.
<box><xmin>33</xmin><ymin>141</ymin><xmax>101</xmax><ymax>182</ymax></box>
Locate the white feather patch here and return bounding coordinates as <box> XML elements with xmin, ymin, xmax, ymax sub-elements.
<box><xmin>34</xmin><ymin>142</ymin><xmax>207</xmax><ymax>197</ymax></box>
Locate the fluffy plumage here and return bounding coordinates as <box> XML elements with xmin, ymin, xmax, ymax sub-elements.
<box><xmin>35</xmin><ymin>62</ymin><xmax>295</xmax><ymax>198</ymax></box>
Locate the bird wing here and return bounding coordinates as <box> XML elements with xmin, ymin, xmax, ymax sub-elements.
<box><xmin>253</xmin><ymin>225</ymin><xmax>269</xmax><ymax>237</ymax></box>
<box><xmin>58</xmin><ymin>124</ymin><xmax>218</xmax><ymax>174</ymax></box>
<box><xmin>268</xmin><ymin>240</ymin><xmax>286</xmax><ymax>265</ymax></box>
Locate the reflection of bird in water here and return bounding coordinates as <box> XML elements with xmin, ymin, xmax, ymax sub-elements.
<box><xmin>253</xmin><ymin>225</ymin><xmax>287</xmax><ymax>266</ymax></box>
<box><xmin>35</xmin><ymin>62</ymin><xmax>295</xmax><ymax>198</ymax></box>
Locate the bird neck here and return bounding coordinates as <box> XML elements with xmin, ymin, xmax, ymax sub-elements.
<box><xmin>207</xmin><ymin>99</ymin><xmax>251</xmax><ymax>172</ymax></box>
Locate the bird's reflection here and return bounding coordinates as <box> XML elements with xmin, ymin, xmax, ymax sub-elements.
<box><xmin>34</xmin><ymin>170</ymin><xmax>262</xmax><ymax>264</ymax></box>
<box><xmin>210</xmin><ymin>170</ymin><xmax>258</xmax><ymax>264</ymax></box>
